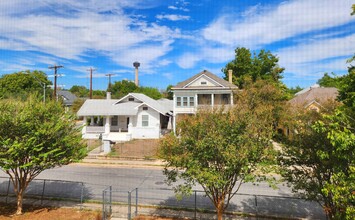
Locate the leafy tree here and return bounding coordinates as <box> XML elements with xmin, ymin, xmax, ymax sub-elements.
<box><xmin>317</xmin><ymin>72</ymin><xmax>343</xmax><ymax>89</ymax></box>
<box><xmin>138</xmin><ymin>86</ymin><xmax>162</xmax><ymax>100</ymax></box>
<box><xmin>0</xmin><ymin>97</ymin><xmax>87</xmax><ymax>215</ymax></box>
<box><xmin>69</xmin><ymin>85</ymin><xmax>89</xmax><ymax>97</ymax></box>
<box><xmin>286</xmin><ymin>86</ymin><xmax>303</xmax><ymax>96</ymax></box>
<box><xmin>279</xmin><ymin>109</ymin><xmax>354</xmax><ymax>219</ymax></box>
<box><xmin>338</xmin><ymin>65</ymin><xmax>355</xmax><ymax>119</ymax></box>
<box><xmin>92</xmin><ymin>90</ymin><xmax>106</xmax><ymax>99</ymax></box>
<box><xmin>71</xmin><ymin>98</ymin><xmax>85</xmax><ymax>113</ymax></box>
<box><xmin>110</xmin><ymin>80</ymin><xmax>138</xmax><ymax>98</ymax></box>
<box><xmin>159</xmin><ymin>81</ymin><xmax>283</xmax><ymax>220</ymax></box>
<box><xmin>0</xmin><ymin>70</ymin><xmax>52</xmax><ymax>100</ymax></box>
<box><xmin>163</xmin><ymin>84</ymin><xmax>173</xmax><ymax>100</ymax></box>
<box><xmin>222</xmin><ymin>47</ymin><xmax>284</xmax><ymax>88</ymax></box>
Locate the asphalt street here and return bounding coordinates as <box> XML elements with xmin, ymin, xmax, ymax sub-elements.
<box><xmin>0</xmin><ymin>164</ymin><xmax>326</xmax><ymax>219</ymax></box>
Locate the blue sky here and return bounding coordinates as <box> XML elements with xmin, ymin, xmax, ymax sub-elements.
<box><xmin>0</xmin><ymin>0</ymin><xmax>354</xmax><ymax>91</ymax></box>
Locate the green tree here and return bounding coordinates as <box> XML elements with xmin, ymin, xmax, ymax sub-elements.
<box><xmin>0</xmin><ymin>97</ymin><xmax>87</xmax><ymax>215</ymax></box>
<box><xmin>110</xmin><ymin>80</ymin><xmax>138</xmax><ymax>98</ymax></box>
<box><xmin>286</xmin><ymin>86</ymin><xmax>303</xmax><ymax>96</ymax></box>
<box><xmin>138</xmin><ymin>86</ymin><xmax>162</xmax><ymax>100</ymax></box>
<box><xmin>222</xmin><ymin>47</ymin><xmax>284</xmax><ymax>88</ymax></box>
<box><xmin>69</xmin><ymin>85</ymin><xmax>89</xmax><ymax>97</ymax></box>
<box><xmin>279</xmin><ymin>110</ymin><xmax>354</xmax><ymax>219</ymax></box>
<box><xmin>160</xmin><ymin>81</ymin><xmax>283</xmax><ymax>220</ymax></box>
<box><xmin>338</xmin><ymin>65</ymin><xmax>355</xmax><ymax>119</ymax></box>
<box><xmin>163</xmin><ymin>84</ymin><xmax>173</xmax><ymax>100</ymax></box>
<box><xmin>0</xmin><ymin>70</ymin><xmax>52</xmax><ymax>100</ymax></box>
<box><xmin>317</xmin><ymin>72</ymin><xmax>343</xmax><ymax>89</ymax></box>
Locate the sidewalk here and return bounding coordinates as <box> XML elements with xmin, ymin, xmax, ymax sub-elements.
<box><xmin>79</xmin><ymin>158</ymin><xmax>165</xmax><ymax>168</ymax></box>
<box><xmin>77</xmin><ymin>146</ymin><xmax>165</xmax><ymax>168</ymax></box>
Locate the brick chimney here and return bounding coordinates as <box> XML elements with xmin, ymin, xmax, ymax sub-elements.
<box><xmin>228</xmin><ymin>69</ymin><xmax>233</xmax><ymax>83</ymax></box>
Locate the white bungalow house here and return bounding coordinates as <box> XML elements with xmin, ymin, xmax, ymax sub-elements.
<box><xmin>77</xmin><ymin>93</ymin><xmax>173</xmax><ymax>143</ymax></box>
<box><xmin>171</xmin><ymin>70</ymin><xmax>238</xmax><ymax>132</ymax></box>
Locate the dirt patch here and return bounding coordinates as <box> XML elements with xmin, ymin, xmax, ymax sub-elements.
<box><xmin>112</xmin><ymin>139</ymin><xmax>160</xmax><ymax>159</ymax></box>
<box><xmin>0</xmin><ymin>203</ymin><xmax>100</xmax><ymax>220</ymax></box>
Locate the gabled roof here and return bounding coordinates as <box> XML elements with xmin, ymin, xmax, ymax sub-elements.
<box><xmin>57</xmin><ymin>90</ymin><xmax>77</xmax><ymax>106</ymax></box>
<box><xmin>172</xmin><ymin>70</ymin><xmax>238</xmax><ymax>90</ymax></box>
<box><xmin>77</xmin><ymin>99</ymin><xmax>140</xmax><ymax>116</ymax></box>
<box><xmin>115</xmin><ymin>93</ymin><xmax>173</xmax><ymax>115</ymax></box>
<box><xmin>77</xmin><ymin>93</ymin><xmax>173</xmax><ymax>117</ymax></box>
<box><xmin>289</xmin><ymin>87</ymin><xmax>338</xmax><ymax>107</ymax></box>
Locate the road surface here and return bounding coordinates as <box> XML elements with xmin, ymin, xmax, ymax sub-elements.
<box><xmin>0</xmin><ymin>164</ymin><xmax>326</xmax><ymax>219</ymax></box>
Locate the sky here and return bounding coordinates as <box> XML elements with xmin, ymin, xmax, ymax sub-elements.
<box><xmin>0</xmin><ymin>0</ymin><xmax>354</xmax><ymax>91</ymax></box>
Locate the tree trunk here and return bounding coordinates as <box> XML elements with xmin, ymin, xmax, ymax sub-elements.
<box><xmin>216</xmin><ymin>200</ymin><xmax>225</xmax><ymax>220</ymax></box>
<box><xmin>16</xmin><ymin>190</ymin><xmax>24</xmax><ymax>215</ymax></box>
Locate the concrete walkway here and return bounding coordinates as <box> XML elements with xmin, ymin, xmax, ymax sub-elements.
<box><xmin>79</xmin><ymin>146</ymin><xmax>165</xmax><ymax>168</ymax></box>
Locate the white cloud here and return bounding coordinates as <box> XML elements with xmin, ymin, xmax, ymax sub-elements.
<box><xmin>176</xmin><ymin>52</ymin><xmax>201</xmax><ymax>69</ymax></box>
<box><xmin>168</xmin><ymin>6</ymin><xmax>178</xmax><ymax>10</ymax></box>
<box><xmin>0</xmin><ymin>1</ymin><xmax>179</xmax><ymax>71</ymax></box>
<box><xmin>202</xmin><ymin>0</ymin><xmax>354</xmax><ymax>48</ymax></box>
<box><xmin>156</xmin><ymin>14</ymin><xmax>190</xmax><ymax>21</ymax></box>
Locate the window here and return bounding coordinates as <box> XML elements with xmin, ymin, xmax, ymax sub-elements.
<box><xmin>143</xmin><ymin>106</ymin><xmax>148</xmax><ymax>111</ymax></box>
<box><xmin>201</xmin><ymin>81</ymin><xmax>207</xmax><ymax>85</ymax></box>
<box><xmin>176</xmin><ymin>97</ymin><xmax>181</xmax><ymax>106</ymax></box>
<box><xmin>189</xmin><ymin>97</ymin><xmax>194</xmax><ymax>107</ymax></box>
<box><xmin>183</xmin><ymin>97</ymin><xmax>188</xmax><ymax>106</ymax></box>
<box><xmin>142</xmin><ymin>115</ymin><xmax>149</xmax><ymax>127</ymax></box>
<box><xmin>176</xmin><ymin>96</ymin><xmax>195</xmax><ymax>107</ymax></box>
<box><xmin>128</xmin><ymin>98</ymin><xmax>134</xmax><ymax>101</ymax></box>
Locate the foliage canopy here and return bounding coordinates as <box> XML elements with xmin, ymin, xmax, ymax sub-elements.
<box><xmin>0</xmin><ymin>97</ymin><xmax>87</xmax><ymax>214</ymax></box>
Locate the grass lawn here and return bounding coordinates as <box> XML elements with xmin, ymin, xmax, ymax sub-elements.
<box><xmin>0</xmin><ymin>203</ymin><xmax>100</xmax><ymax>220</ymax></box>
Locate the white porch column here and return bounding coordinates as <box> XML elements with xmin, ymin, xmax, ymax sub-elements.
<box><xmin>231</xmin><ymin>92</ymin><xmax>234</xmax><ymax>105</ymax></box>
<box><xmin>90</xmin><ymin>116</ymin><xmax>94</xmax><ymax>125</ymax></box>
<box><xmin>211</xmin><ymin>94</ymin><xmax>214</xmax><ymax>107</ymax></box>
<box><xmin>105</xmin><ymin>116</ymin><xmax>111</xmax><ymax>134</ymax></box>
<box><xmin>83</xmin><ymin>116</ymin><xmax>87</xmax><ymax>125</ymax></box>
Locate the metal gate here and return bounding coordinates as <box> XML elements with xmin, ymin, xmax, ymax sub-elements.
<box><xmin>102</xmin><ymin>186</ymin><xmax>138</xmax><ymax>220</ymax></box>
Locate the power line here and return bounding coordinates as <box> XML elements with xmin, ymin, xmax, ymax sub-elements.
<box><xmin>48</xmin><ymin>65</ymin><xmax>64</xmax><ymax>99</ymax></box>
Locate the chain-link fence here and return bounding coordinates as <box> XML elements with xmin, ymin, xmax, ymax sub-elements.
<box><xmin>0</xmin><ymin>177</ymin><xmax>86</xmax><ymax>205</ymax></box>
<box><xmin>102</xmin><ymin>186</ymin><xmax>138</xmax><ymax>220</ymax></box>
<box><xmin>1</xmin><ymin>176</ymin><xmax>326</xmax><ymax>220</ymax></box>
<box><xmin>103</xmin><ymin>187</ymin><xmax>326</xmax><ymax>220</ymax></box>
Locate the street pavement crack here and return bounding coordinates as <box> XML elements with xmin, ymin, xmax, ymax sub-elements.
<box><xmin>136</xmin><ymin>170</ymin><xmax>154</xmax><ymax>188</ymax></box>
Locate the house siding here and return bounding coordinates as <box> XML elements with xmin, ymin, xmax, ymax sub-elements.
<box><xmin>132</xmin><ymin>105</ymin><xmax>161</xmax><ymax>139</ymax></box>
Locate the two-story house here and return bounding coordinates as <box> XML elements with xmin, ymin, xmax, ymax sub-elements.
<box><xmin>171</xmin><ymin>70</ymin><xmax>238</xmax><ymax>132</ymax></box>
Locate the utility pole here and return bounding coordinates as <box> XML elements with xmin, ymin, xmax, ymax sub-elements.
<box><xmin>105</xmin><ymin>73</ymin><xmax>115</xmax><ymax>91</ymax></box>
<box><xmin>87</xmin><ymin>67</ymin><xmax>96</xmax><ymax>99</ymax></box>
<box><xmin>49</xmin><ymin>65</ymin><xmax>63</xmax><ymax>99</ymax></box>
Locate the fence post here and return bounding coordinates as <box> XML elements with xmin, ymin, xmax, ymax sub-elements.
<box><xmin>194</xmin><ymin>190</ymin><xmax>197</xmax><ymax>220</ymax></box>
<box><xmin>6</xmin><ymin>178</ymin><xmax>11</xmax><ymax>204</ymax></box>
<box><xmin>135</xmin><ymin>188</ymin><xmax>138</xmax><ymax>217</ymax></box>
<box><xmin>255</xmin><ymin>195</ymin><xmax>258</xmax><ymax>220</ymax></box>
<box><xmin>102</xmin><ymin>190</ymin><xmax>105</xmax><ymax>220</ymax></box>
<box><xmin>80</xmin><ymin>182</ymin><xmax>84</xmax><ymax>210</ymax></box>
<box><xmin>109</xmin><ymin>186</ymin><xmax>112</xmax><ymax>216</ymax></box>
<box><xmin>128</xmin><ymin>191</ymin><xmax>131</xmax><ymax>220</ymax></box>
<box><xmin>41</xmin><ymin>179</ymin><xmax>46</xmax><ymax>205</ymax></box>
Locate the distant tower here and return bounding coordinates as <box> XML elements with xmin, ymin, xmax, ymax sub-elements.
<box><xmin>133</xmin><ymin>61</ymin><xmax>140</xmax><ymax>86</ymax></box>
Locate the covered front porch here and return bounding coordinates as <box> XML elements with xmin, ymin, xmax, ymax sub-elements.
<box><xmin>82</xmin><ymin>115</ymin><xmax>135</xmax><ymax>142</ymax></box>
